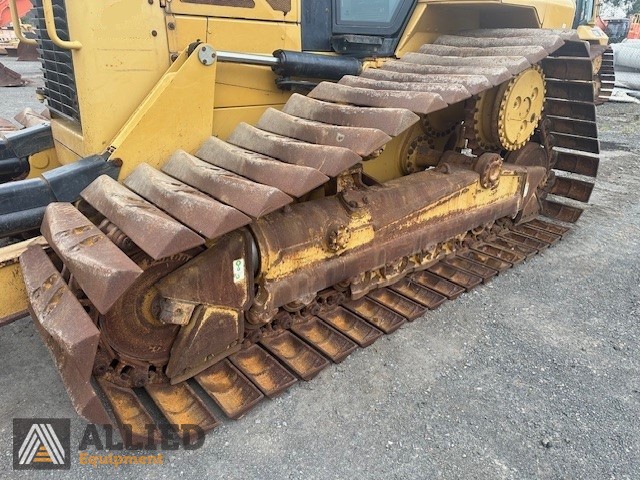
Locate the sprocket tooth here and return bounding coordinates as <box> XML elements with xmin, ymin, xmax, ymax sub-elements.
<box><xmin>40</xmin><ymin>202</ymin><xmax>143</xmax><ymax>314</ymax></box>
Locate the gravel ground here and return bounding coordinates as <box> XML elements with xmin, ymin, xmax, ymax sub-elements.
<box><xmin>0</xmin><ymin>57</ymin><xmax>45</xmax><ymax>127</ymax></box>
<box><xmin>0</xmin><ymin>56</ymin><xmax>638</xmax><ymax>479</ymax></box>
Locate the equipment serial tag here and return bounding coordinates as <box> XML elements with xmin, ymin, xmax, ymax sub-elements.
<box><xmin>233</xmin><ymin>259</ymin><xmax>245</xmax><ymax>284</ymax></box>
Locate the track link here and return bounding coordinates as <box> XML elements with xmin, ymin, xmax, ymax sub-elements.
<box><xmin>19</xmin><ymin>28</ymin><xmax>601</xmax><ymax>444</ymax></box>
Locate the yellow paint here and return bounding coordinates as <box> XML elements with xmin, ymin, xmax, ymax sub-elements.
<box><xmin>26</xmin><ymin>148</ymin><xmax>61</xmax><ymax>179</ymax></box>
<box><xmin>0</xmin><ymin>237</ymin><xmax>48</xmax><ymax>322</ymax></box>
<box><xmin>109</xmin><ymin>45</ymin><xmax>217</xmax><ymax>179</ymax></box>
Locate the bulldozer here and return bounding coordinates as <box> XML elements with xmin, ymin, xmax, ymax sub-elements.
<box><xmin>0</xmin><ymin>0</ymin><xmax>604</xmax><ymax>445</ymax></box>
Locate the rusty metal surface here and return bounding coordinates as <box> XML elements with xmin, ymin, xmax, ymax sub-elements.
<box><xmin>546</xmin><ymin>80</ymin><xmax>594</xmax><ymax>103</ymax></box>
<box><xmin>317</xmin><ymin>307</ymin><xmax>382</xmax><ymax>348</ymax></box>
<box><xmin>511</xmin><ymin>224</ymin><xmax>561</xmax><ymax>245</ymax></box>
<box><xmin>343</xmin><ymin>297</ymin><xmax>405</xmax><ymax>334</ymax></box>
<box><xmin>458</xmin><ymin>249</ymin><xmax>513</xmax><ymax>273</ymax></box>
<box><xmin>402</xmin><ymin>52</ymin><xmax>530</xmax><ymax>75</ymax></box>
<box><xmin>498</xmin><ymin>230</ymin><xmax>549</xmax><ymax>252</ymax></box>
<box><xmin>360</xmin><ymin>69</ymin><xmax>492</xmax><ymax>95</ymax></box>
<box><xmin>551</xmin><ymin>132</ymin><xmax>600</xmax><ymax>154</ymax></box>
<box><xmin>195</xmin><ymin>136</ymin><xmax>329</xmax><ymax>198</ymax></box>
<box><xmin>229</xmin><ymin>345</ymin><xmax>298</xmax><ymax>398</ymax></box>
<box><xmin>434</xmin><ymin>34</ymin><xmax>564</xmax><ymax>54</ymax></box>
<box><xmin>547</xmin><ymin>116</ymin><xmax>598</xmax><ymax>139</ymax></box>
<box><xmin>367</xmin><ymin>287</ymin><xmax>426</xmax><ymax>321</ymax></box>
<box><xmin>389</xmin><ymin>278</ymin><xmax>448</xmax><ymax>310</ymax></box>
<box><xmin>260</xmin><ymin>330</ymin><xmax>329</xmax><ymax>381</ymax></box>
<box><xmin>549</xmin><ymin>176</ymin><xmax>595</xmax><ymax>202</ymax></box>
<box><xmin>195</xmin><ymin>359</ymin><xmax>264</xmax><ymax>419</ymax></box>
<box><xmin>472</xmin><ymin>244</ymin><xmax>525</xmax><ymax>265</ymax></box>
<box><xmin>427</xmin><ymin>263</ymin><xmax>483</xmax><ymax>291</ymax></box>
<box><xmin>20</xmin><ymin>246</ymin><xmax>110</xmax><ymax>424</ymax></box>
<box><xmin>309</xmin><ymin>82</ymin><xmax>448</xmax><ymax>115</ymax></box>
<box><xmin>97</xmin><ymin>378</ymin><xmax>162</xmax><ymax>447</ymax></box>
<box><xmin>546</xmin><ymin>99</ymin><xmax>596</xmax><ymax>122</ymax></box>
<box><xmin>490</xmin><ymin>237</ymin><xmax>538</xmax><ymax>259</ymax></box>
<box><xmin>291</xmin><ymin>316</ymin><xmax>357</xmax><ymax>363</ymax></box>
<box><xmin>461</xmin><ymin>28</ymin><xmax>579</xmax><ymax>42</ymax></box>
<box><xmin>411</xmin><ymin>271</ymin><xmax>466</xmax><ymax>300</ymax></box>
<box><xmin>382</xmin><ymin>61</ymin><xmax>512</xmax><ymax>87</ymax></box>
<box><xmin>541</xmin><ymin>57</ymin><xmax>593</xmax><ymax>82</ymax></box>
<box><xmin>257</xmin><ymin>108</ymin><xmax>391</xmax><ymax>157</ymax></box>
<box><xmin>124</xmin><ymin>163</ymin><xmax>251</xmax><ymax>239</ymax></box>
<box><xmin>525</xmin><ymin>218</ymin><xmax>570</xmax><ymax>237</ymax></box>
<box><xmin>40</xmin><ymin>202</ymin><xmax>143</xmax><ymax>314</ymax></box>
<box><xmin>541</xmin><ymin>199</ymin><xmax>583</xmax><ymax>223</ymax></box>
<box><xmin>553</xmin><ymin>151</ymin><xmax>599</xmax><ymax>177</ymax></box>
<box><xmin>145</xmin><ymin>382</ymin><xmax>220</xmax><ymax>435</ymax></box>
<box><xmin>163</xmin><ymin>150</ymin><xmax>292</xmax><ymax>218</ymax></box>
<box><xmin>282</xmin><ymin>93</ymin><xmax>419</xmax><ymax>137</ymax></box>
<box><xmin>228</xmin><ymin>123</ymin><xmax>361</xmax><ymax>177</ymax></box>
<box><xmin>441</xmin><ymin>256</ymin><xmax>498</xmax><ymax>283</ymax></box>
<box><xmin>339</xmin><ymin>75</ymin><xmax>470</xmax><ymax>104</ymax></box>
<box><xmin>81</xmin><ymin>175</ymin><xmax>205</xmax><ymax>260</ymax></box>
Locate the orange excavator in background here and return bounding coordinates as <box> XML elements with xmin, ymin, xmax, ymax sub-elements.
<box><xmin>629</xmin><ymin>14</ymin><xmax>640</xmax><ymax>39</ymax></box>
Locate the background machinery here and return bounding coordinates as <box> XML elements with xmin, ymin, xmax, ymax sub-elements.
<box><xmin>0</xmin><ymin>0</ymin><xmax>604</xmax><ymax>444</ymax></box>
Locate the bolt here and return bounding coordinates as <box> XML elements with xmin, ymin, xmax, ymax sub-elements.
<box><xmin>151</xmin><ymin>30</ymin><xmax>157</xmax><ymax>37</ymax></box>
<box><xmin>168</xmin><ymin>22</ymin><xmax>175</xmax><ymax>30</ymax></box>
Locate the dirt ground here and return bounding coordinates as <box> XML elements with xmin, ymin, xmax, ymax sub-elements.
<box><xmin>0</xmin><ymin>56</ymin><xmax>638</xmax><ymax>479</ymax></box>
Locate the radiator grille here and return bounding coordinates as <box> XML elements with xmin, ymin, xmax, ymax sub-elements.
<box><xmin>32</xmin><ymin>0</ymin><xmax>80</xmax><ymax>123</ymax></box>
